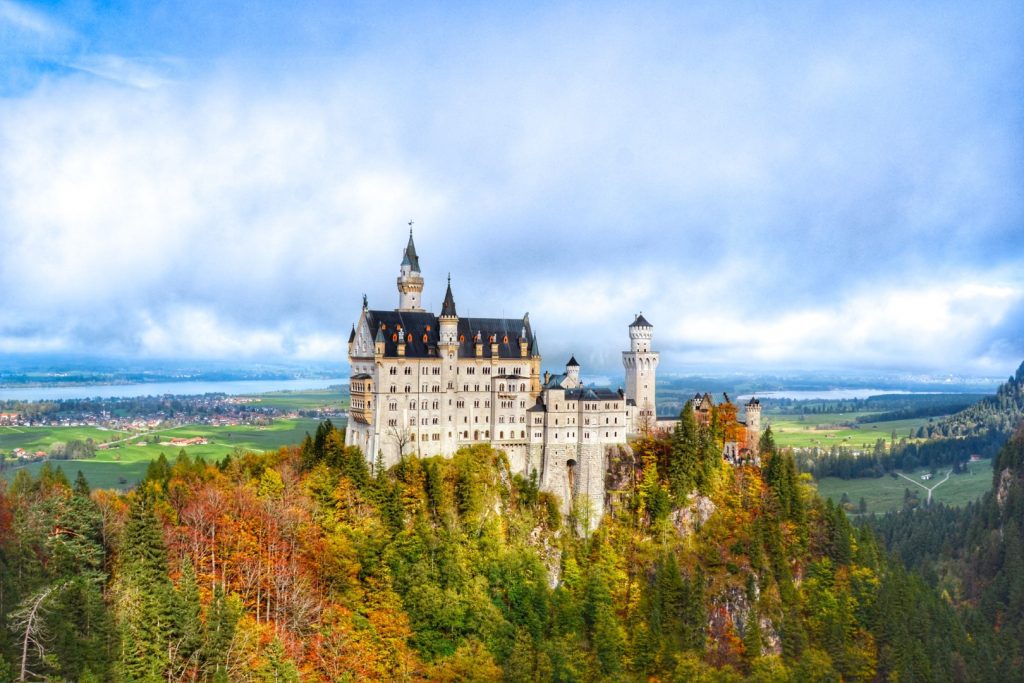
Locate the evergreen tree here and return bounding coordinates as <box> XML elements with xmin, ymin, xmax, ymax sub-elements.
<box><xmin>116</xmin><ymin>496</ymin><xmax>174</xmax><ymax>680</ymax></box>
<box><xmin>73</xmin><ymin>470</ymin><xmax>91</xmax><ymax>497</ymax></box>
<box><xmin>173</xmin><ymin>558</ymin><xmax>203</xmax><ymax>674</ymax></box>
<box><xmin>669</xmin><ymin>401</ymin><xmax>699</xmax><ymax>502</ymax></box>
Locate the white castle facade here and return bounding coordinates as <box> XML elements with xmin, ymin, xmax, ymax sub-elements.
<box><xmin>345</xmin><ymin>230</ymin><xmax>659</xmax><ymax>518</ymax></box>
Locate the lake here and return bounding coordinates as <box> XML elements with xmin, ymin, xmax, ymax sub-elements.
<box><xmin>737</xmin><ymin>389</ymin><xmax>956</xmax><ymax>401</ymax></box>
<box><xmin>0</xmin><ymin>378</ymin><xmax>348</xmax><ymax>402</ymax></box>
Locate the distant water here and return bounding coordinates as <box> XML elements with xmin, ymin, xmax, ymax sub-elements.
<box><xmin>0</xmin><ymin>378</ymin><xmax>348</xmax><ymax>402</ymax></box>
<box><xmin>737</xmin><ymin>389</ymin><xmax>952</xmax><ymax>401</ymax></box>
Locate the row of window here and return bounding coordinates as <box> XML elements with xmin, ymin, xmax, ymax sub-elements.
<box><xmin>380</xmin><ymin>426</ymin><xmax>619</xmax><ymax>442</ymax></box>
<box><xmin>387</xmin><ymin>366</ymin><xmax>443</xmax><ymax>376</ymax></box>
<box><xmin>380</xmin><ymin>382</ymin><xmax>529</xmax><ymax>394</ymax></box>
<box><xmin>384</xmin><ymin>365</ymin><xmax>527</xmax><ymax>376</ymax></box>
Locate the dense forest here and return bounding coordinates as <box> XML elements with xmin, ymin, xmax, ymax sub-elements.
<box><xmin>0</xmin><ymin>410</ymin><xmax>1003</xmax><ymax>681</ymax></box>
<box><xmin>867</xmin><ymin>421</ymin><xmax>1024</xmax><ymax>679</ymax></box>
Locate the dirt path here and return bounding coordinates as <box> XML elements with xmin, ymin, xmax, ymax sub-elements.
<box><xmin>896</xmin><ymin>469</ymin><xmax>952</xmax><ymax>504</ymax></box>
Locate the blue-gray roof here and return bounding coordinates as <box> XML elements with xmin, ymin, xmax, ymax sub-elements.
<box><xmin>401</xmin><ymin>230</ymin><xmax>421</xmax><ymax>272</ymax></box>
<box><xmin>630</xmin><ymin>313</ymin><xmax>652</xmax><ymax>328</ymax></box>
<box><xmin>362</xmin><ymin>310</ymin><xmax>536</xmax><ymax>359</ymax></box>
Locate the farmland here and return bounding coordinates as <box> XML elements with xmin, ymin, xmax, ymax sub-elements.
<box><xmin>0</xmin><ymin>384</ymin><xmax>349</xmax><ymax>490</ymax></box>
<box><xmin>765</xmin><ymin>412</ymin><xmax>938</xmax><ymax>450</ymax></box>
<box><xmin>2</xmin><ymin>417</ymin><xmax>326</xmax><ymax>490</ymax></box>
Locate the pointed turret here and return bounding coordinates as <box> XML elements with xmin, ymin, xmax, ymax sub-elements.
<box><xmin>401</xmin><ymin>229</ymin><xmax>421</xmax><ymax>272</ymax></box>
<box><xmin>397</xmin><ymin>224</ymin><xmax>424</xmax><ymax>311</ymax></box>
<box><xmin>439</xmin><ymin>274</ymin><xmax>459</xmax><ymax>345</ymax></box>
<box><xmin>441</xmin><ymin>274</ymin><xmax>457</xmax><ymax>317</ymax></box>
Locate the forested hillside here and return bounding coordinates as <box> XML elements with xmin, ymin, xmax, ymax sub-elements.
<box><xmin>869</xmin><ymin>422</ymin><xmax>1024</xmax><ymax>679</ymax></box>
<box><xmin>0</xmin><ymin>416</ymin><xmax>997</xmax><ymax>681</ymax></box>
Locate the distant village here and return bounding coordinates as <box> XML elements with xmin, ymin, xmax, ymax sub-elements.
<box><xmin>0</xmin><ymin>393</ymin><xmax>343</xmax><ymax>464</ymax></box>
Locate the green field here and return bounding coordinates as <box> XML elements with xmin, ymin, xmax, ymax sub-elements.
<box><xmin>1</xmin><ymin>424</ymin><xmax>132</xmax><ymax>451</ymax></box>
<box><xmin>767</xmin><ymin>412</ymin><xmax>939</xmax><ymax>450</ymax></box>
<box><xmin>2</xmin><ymin>417</ymin><xmax>325</xmax><ymax>490</ymax></box>
<box><xmin>238</xmin><ymin>387</ymin><xmax>348</xmax><ymax>411</ymax></box>
<box><xmin>814</xmin><ymin>458</ymin><xmax>994</xmax><ymax>515</ymax></box>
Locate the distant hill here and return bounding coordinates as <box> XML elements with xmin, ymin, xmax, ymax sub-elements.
<box><xmin>938</xmin><ymin>360</ymin><xmax>1024</xmax><ymax>437</ymax></box>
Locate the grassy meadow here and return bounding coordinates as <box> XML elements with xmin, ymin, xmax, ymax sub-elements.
<box><xmin>237</xmin><ymin>387</ymin><xmax>348</xmax><ymax>411</ymax></box>
<box><xmin>814</xmin><ymin>458</ymin><xmax>994</xmax><ymax>515</ymax></box>
<box><xmin>0</xmin><ymin>424</ymin><xmax>132</xmax><ymax>452</ymax></box>
<box><xmin>763</xmin><ymin>405</ymin><xmax>996</xmax><ymax>513</ymax></box>
<box><xmin>2</xmin><ymin>417</ymin><xmax>328</xmax><ymax>490</ymax></box>
<box><xmin>766</xmin><ymin>412</ymin><xmax>938</xmax><ymax>450</ymax></box>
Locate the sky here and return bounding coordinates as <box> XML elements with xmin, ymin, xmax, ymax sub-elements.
<box><xmin>0</xmin><ymin>1</ymin><xmax>1022</xmax><ymax>378</ymax></box>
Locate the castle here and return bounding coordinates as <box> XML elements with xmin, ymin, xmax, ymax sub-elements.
<box><xmin>346</xmin><ymin>230</ymin><xmax>760</xmax><ymax>520</ymax></box>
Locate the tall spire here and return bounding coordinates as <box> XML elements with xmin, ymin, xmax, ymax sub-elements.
<box><xmin>397</xmin><ymin>223</ymin><xmax>424</xmax><ymax>310</ymax></box>
<box><xmin>401</xmin><ymin>221</ymin><xmax>420</xmax><ymax>273</ymax></box>
<box><xmin>441</xmin><ymin>273</ymin><xmax>457</xmax><ymax>317</ymax></box>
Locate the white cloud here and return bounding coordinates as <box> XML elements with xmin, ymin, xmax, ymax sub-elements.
<box><xmin>0</xmin><ymin>2</ymin><xmax>1021</xmax><ymax>376</ymax></box>
<box><xmin>0</xmin><ymin>0</ymin><xmax>61</xmax><ymax>38</ymax></box>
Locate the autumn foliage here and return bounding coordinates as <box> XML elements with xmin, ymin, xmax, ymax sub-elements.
<box><xmin>0</xmin><ymin>421</ymin><xmax>994</xmax><ymax>681</ymax></box>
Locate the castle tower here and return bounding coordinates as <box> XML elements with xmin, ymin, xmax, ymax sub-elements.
<box><xmin>623</xmin><ymin>313</ymin><xmax>659</xmax><ymax>429</ymax></box>
<box><xmin>439</xmin><ymin>275</ymin><xmax>459</xmax><ymax>344</ymax></box>
<box><xmin>565</xmin><ymin>356</ymin><xmax>581</xmax><ymax>387</ymax></box>
<box><xmin>745</xmin><ymin>397</ymin><xmax>762</xmax><ymax>453</ymax></box>
<box><xmin>397</xmin><ymin>226</ymin><xmax>424</xmax><ymax>311</ymax></box>
<box><xmin>439</xmin><ymin>276</ymin><xmax>460</xmax><ymax>453</ymax></box>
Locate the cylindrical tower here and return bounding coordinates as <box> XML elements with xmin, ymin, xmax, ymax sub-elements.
<box><xmin>623</xmin><ymin>313</ymin><xmax>659</xmax><ymax>430</ymax></box>
<box><xmin>745</xmin><ymin>397</ymin><xmax>762</xmax><ymax>452</ymax></box>
<box><xmin>565</xmin><ymin>356</ymin><xmax>581</xmax><ymax>386</ymax></box>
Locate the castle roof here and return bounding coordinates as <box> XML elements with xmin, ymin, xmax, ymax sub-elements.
<box><xmin>566</xmin><ymin>355</ymin><xmax>580</xmax><ymax>367</ymax></box>
<box><xmin>630</xmin><ymin>313</ymin><xmax>652</xmax><ymax>328</ymax></box>
<box><xmin>745</xmin><ymin>396</ymin><xmax>760</xmax><ymax>407</ymax></box>
<box><xmin>401</xmin><ymin>229</ymin><xmax>421</xmax><ymax>272</ymax></box>
<box><xmin>362</xmin><ymin>309</ymin><xmax>536</xmax><ymax>359</ymax></box>
<box><xmin>440</xmin><ymin>276</ymin><xmax>457</xmax><ymax>317</ymax></box>
<box><xmin>544</xmin><ymin>373</ymin><xmax>568</xmax><ymax>389</ymax></box>
<box><xmin>563</xmin><ymin>386</ymin><xmax>622</xmax><ymax>401</ymax></box>
<box><xmin>348</xmin><ymin>324</ymin><xmax>356</xmax><ymax>343</ymax></box>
